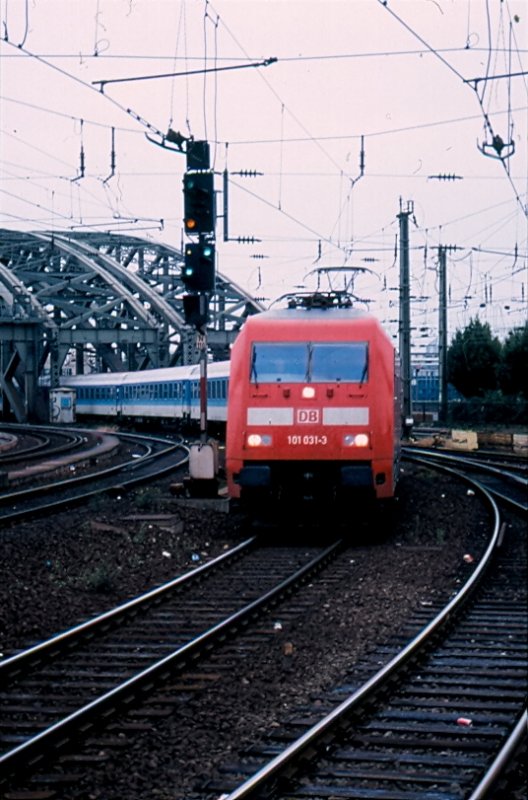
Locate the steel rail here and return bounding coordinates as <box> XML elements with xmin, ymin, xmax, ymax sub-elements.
<box><xmin>0</xmin><ymin>427</ymin><xmax>91</xmax><ymax>465</ymax></box>
<box><xmin>0</xmin><ymin>537</ymin><xmax>256</xmax><ymax>680</ymax></box>
<box><xmin>219</xmin><ymin>470</ymin><xmax>502</xmax><ymax>800</ymax></box>
<box><xmin>467</xmin><ymin>708</ymin><xmax>528</xmax><ymax>800</ymax></box>
<box><xmin>404</xmin><ymin>445</ymin><xmax>528</xmax><ymax>487</ymax></box>
<box><xmin>405</xmin><ymin>451</ymin><xmax>528</xmax><ymax>515</ymax></box>
<box><xmin>0</xmin><ymin>540</ymin><xmax>342</xmax><ymax>779</ymax></box>
<box><xmin>0</xmin><ymin>429</ymin><xmax>152</xmax><ymax>501</ymax></box>
<box><xmin>0</xmin><ymin>432</ymin><xmax>52</xmax><ymax>462</ymax></box>
<box><xmin>0</xmin><ymin>433</ymin><xmax>187</xmax><ymax>523</ymax></box>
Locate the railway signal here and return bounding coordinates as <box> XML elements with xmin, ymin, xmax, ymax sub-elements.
<box><xmin>182</xmin><ymin>293</ymin><xmax>209</xmax><ymax>328</ymax></box>
<box><xmin>183</xmin><ymin>171</ymin><xmax>215</xmax><ymax>235</ymax></box>
<box><xmin>182</xmin><ymin>240</ymin><xmax>215</xmax><ymax>293</ymax></box>
<box><xmin>181</xmin><ymin>140</ymin><xmax>216</xmax><ymax>461</ymax></box>
<box><xmin>186</xmin><ymin>139</ymin><xmax>210</xmax><ymax>171</ymax></box>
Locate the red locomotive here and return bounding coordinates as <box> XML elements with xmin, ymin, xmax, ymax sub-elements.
<box><xmin>226</xmin><ymin>292</ymin><xmax>402</xmax><ymax>513</ymax></box>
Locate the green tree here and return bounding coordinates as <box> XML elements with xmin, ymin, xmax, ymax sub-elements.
<box><xmin>447</xmin><ymin>318</ymin><xmax>502</xmax><ymax>398</ymax></box>
<box><xmin>498</xmin><ymin>322</ymin><xmax>528</xmax><ymax>398</ymax></box>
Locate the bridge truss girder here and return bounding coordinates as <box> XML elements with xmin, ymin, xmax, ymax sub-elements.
<box><xmin>0</xmin><ymin>229</ymin><xmax>263</xmax><ymax>421</ymax></box>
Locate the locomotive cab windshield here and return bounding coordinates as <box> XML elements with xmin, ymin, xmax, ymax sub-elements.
<box><xmin>250</xmin><ymin>341</ymin><xmax>368</xmax><ymax>384</ymax></box>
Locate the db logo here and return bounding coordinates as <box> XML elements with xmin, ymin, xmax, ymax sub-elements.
<box><xmin>296</xmin><ymin>408</ymin><xmax>320</xmax><ymax>424</ymax></box>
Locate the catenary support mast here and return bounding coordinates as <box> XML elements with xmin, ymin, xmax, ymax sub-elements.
<box><xmin>398</xmin><ymin>200</ymin><xmax>413</xmax><ymax>429</ymax></box>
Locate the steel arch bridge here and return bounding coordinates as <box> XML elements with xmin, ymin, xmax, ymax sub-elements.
<box><xmin>0</xmin><ymin>229</ymin><xmax>263</xmax><ymax>421</ymax></box>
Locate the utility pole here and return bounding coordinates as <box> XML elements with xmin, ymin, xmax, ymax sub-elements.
<box><xmin>435</xmin><ymin>244</ymin><xmax>460</xmax><ymax>424</ymax></box>
<box><xmin>397</xmin><ymin>199</ymin><xmax>414</xmax><ymax>434</ymax></box>
<box><xmin>438</xmin><ymin>245</ymin><xmax>448</xmax><ymax>424</ymax></box>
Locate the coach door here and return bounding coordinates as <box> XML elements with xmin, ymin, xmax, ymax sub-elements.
<box><xmin>115</xmin><ymin>384</ymin><xmax>123</xmax><ymax>416</ymax></box>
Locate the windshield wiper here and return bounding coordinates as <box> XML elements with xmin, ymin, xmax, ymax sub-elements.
<box><xmin>359</xmin><ymin>351</ymin><xmax>368</xmax><ymax>386</ymax></box>
<box><xmin>250</xmin><ymin>347</ymin><xmax>259</xmax><ymax>386</ymax></box>
<box><xmin>306</xmin><ymin>343</ymin><xmax>313</xmax><ymax>382</ymax></box>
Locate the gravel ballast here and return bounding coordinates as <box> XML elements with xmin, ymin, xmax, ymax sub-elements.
<box><xmin>1</xmin><ymin>462</ymin><xmax>496</xmax><ymax>799</ymax></box>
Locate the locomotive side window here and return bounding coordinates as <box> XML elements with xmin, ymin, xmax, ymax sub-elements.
<box><xmin>250</xmin><ymin>342</ymin><xmax>368</xmax><ymax>383</ymax></box>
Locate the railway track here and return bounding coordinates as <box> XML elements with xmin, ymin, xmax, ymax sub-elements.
<box><xmin>1</xmin><ymin>449</ymin><xmax>524</xmax><ymax>798</ymax></box>
<box><xmin>404</xmin><ymin>445</ymin><xmax>528</xmax><ymax>513</ymax></box>
<box><xmin>0</xmin><ymin>538</ymin><xmax>343</xmax><ymax>791</ymax></box>
<box><xmin>0</xmin><ymin>424</ymin><xmax>87</xmax><ymax>467</ymax></box>
<box><xmin>0</xmin><ymin>428</ymin><xmax>188</xmax><ymax>524</ymax></box>
<box><xmin>206</xmin><ymin>455</ymin><xmax>526</xmax><ymax>800</ymax></box>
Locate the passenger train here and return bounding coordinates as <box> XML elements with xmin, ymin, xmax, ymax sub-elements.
<box><xmin>60</xmin><ymin>293</ymin><xmax>402</xmax><ymax>509</ymax></box>
<box><xmin>61</xmin><ymin>360</ymin><xmax>229</xmax><ymax>424</ymax></box>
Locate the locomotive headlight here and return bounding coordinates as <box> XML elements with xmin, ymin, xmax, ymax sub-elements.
<box><xmin>343</xmin><ymin>433</ymin><xmax>370</xmax><ymax>447</ymax></box>
<box><xmin>302</xmin><ymin>386</ymin><xmax>316</xmax><ymax>399</ymax></box>
<box><xmin>247</xmin><ymin>433</ymin><xmax>272</xmax><ymax>447</ymax></box>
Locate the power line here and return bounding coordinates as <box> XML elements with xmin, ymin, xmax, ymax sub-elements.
<box><xmin>214</xmin><ymin>107</ymin><xmax>526</xmax><ymax>145</ymax></box>
<box><xmin>228</xmin><ymin>177</ymin><xmax>348</xmax><ymax>254</ymax></box>
<box><xmin>1</xmin><ymin>39</ymin><xmax>168</xmax><ymax>141</ymax></box>
<box><xmin>207</xmin><ymin>0</ymin><xmax>353</xmax><ymax>178</ymax></box>
<box><xmin>377</xmin><ymin>0</ymin><xmax>466</xmax><ymax>83</ymax></box>
<box><xmin>377</xmin><ymin>0</ymin><xmax>527</xmax><ymax>216</ymax></box>
<box><xmin>0</xmin><ymin>95</ymin><xmax>141</xmax><ymax>133</ymax></box>
<box><xmin>3</xmin><ymin>47</ymin><xmax>526</xmax><ymax>60</ymax></box>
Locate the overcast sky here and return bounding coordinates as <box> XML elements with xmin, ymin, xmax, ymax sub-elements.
<box><xmin>1</xmin><ymin>0</ymin><xmax>526</xmax><ymax>350</ymax></box>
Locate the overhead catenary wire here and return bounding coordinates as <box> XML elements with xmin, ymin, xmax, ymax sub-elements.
<box><xmin>377</xmin><ymin>0</ymin><xmax>527</xmax><ymax>216</ymax></box>
<box><xmin>206</xmin><ymin>0</ymin><xmax>353</xmax><ymax>178</ymax></box>
<box><xmin>0</xmin><ymin>1</ymin><xmax>525</xmax><ymax>339</ymax></box>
